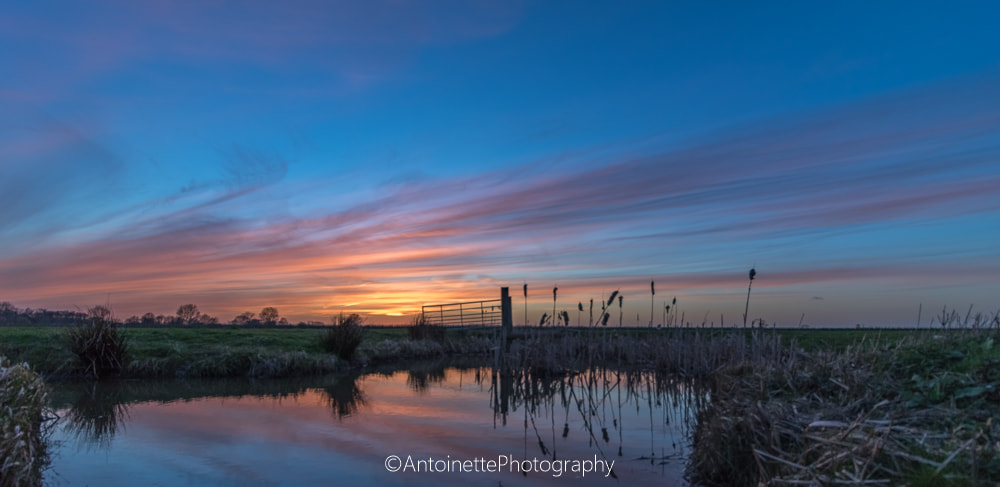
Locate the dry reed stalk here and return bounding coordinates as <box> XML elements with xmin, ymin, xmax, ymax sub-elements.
<box><xmin>0</xmin><ymin>358</ymin><xmax>52</xmax><ymax>487</ymax></box>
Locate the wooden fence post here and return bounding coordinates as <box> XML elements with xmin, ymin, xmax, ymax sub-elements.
<box><xmin>501</xmin><ymin>287</ymin><xmax>512</xmax><ymax>351</ymax></box>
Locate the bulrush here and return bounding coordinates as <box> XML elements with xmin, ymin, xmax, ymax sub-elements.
<box><xmin>743</xmin><ymin>267</ymin><xmax>756</xmax><ymax>328</ymax></box>
<box><xmin>650</xmin><ymin>280</ymin><xmax>656</xmax><ymax>328</ymax></box>
<box><xmin>552</xmin><ymin>286</ymin><xmax>558</xmax><ymax>328</ymax></box>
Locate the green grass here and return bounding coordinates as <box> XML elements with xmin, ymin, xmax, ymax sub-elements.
<box><xmin>0</xmin><ymin>325</ymin><xmax>977</xmax><ymax>380</ymax></box>
<box><xmin>0</xmin><ymin>325</ymin><xmax>497</xmax><ymax>378</ymax></box>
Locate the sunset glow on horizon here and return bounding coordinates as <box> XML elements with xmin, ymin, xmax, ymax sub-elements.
<box><xmin>3</xmin><ymin>2</ymin><xmax>999</xmax><ymax>326</ymax></box>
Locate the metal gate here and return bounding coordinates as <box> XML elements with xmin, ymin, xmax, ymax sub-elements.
<box><xmin>421</xmin><ymin>299</ymin><xmax>503</xmax><ymax>327</ymax></box>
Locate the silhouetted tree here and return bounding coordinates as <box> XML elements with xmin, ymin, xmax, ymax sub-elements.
<box><xmin>259</xmin><ymin>307</ymin><xmax>279</xmax><ymax>324</ymax></box>
<box><xmin>176</xmin><ymin>304</ymin><xmax>199</xmax><ymax>324</ymax></box>
<box><xmin>233</xmin><ymin>311</ymin><xmax>255</xmax><ymax>325</ymax></box>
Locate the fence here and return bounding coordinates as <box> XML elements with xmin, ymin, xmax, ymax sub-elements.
<box><xmin>421</xmin><ymin>299</ymin><xmax>504</xmax><ymax>327</ymax></box>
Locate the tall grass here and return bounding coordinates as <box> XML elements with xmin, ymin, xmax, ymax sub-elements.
<box><xmin>407</xmin><ymin>313</ymin><xmax>446</xmax><ymax>342</ymax></box>
<box><xmin>319</xmin><ymin>313</ymin><xmax>366</xmax><ymax>362</ymax></box>
<box><xmin>66</xmin><ymin>306</ymin><xmax>129</xmax><ymax>379</ymax></box>
<box><xmin>0</xmin><ymin>357</ymin><xmax>51</xmax><ymax>487</ymax></box>
<box><xmin>504</xmin><ymin>327</ymin><xmax>782</xmax><ymax>378</ymax></box>
<box><xmin>688</xmin><ymin>326</ymin><xmax>1000</xmax><ymax>486</ymax></box>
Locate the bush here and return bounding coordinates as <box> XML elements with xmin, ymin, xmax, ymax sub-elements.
<box><xmin>0</xmin><ymin>357</ymin><xmax>51</xmax><ymax>487</ymax></box>
<box><xmin>319</xmin><ymin>313</ymin><xmax>366</xmax><ymax>361</ymax></box>
<box><xmin>407</xmin><ymin>314</ymin><xmax>447</xmax><ymax>342</ymax></box>
<box><xmin>66</xmin><ymin>306</ymin><xmax>129</xmax><ymax>379</ymax></box>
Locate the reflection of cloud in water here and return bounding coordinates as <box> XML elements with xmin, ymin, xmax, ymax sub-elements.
<box><xmin>49</xmin><ymin>365</ymin><xmax>696</xmax><ymax>486</ymax></box>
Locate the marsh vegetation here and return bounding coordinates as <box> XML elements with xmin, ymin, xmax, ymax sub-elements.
<box><xmin>2</xmin><ymin>296</ymin><xmax>999</xmax><ymax>485</ymax></box>
<box><xmin>0</xmin><ymin>357</ymin><xmax>52</xmax><ymax>487</ymax></box>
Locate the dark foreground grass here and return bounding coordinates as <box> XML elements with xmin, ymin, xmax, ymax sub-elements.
<box><xmin>688</xmin><ymin>329</ymin><xmax>1000</xmax><ymax>486</ymax></box>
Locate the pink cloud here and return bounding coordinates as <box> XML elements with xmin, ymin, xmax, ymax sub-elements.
<box><xmin>3</xmin><ymin>74</ymin><xmax>998</xmax><ymax>325</ymax></box>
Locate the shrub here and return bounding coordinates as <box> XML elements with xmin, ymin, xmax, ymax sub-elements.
<box><xmin>66</xmin><ymin>306</ymin><xmax>129</xmax><ymax>379</ymax></box>
<box><xmin>319</xmin><ymin>313</ymin><xmax>366</xmax><ymax>361</ymax></box>
<box><xmin>0</xmin><ymin>357</ymin><xmax>51</xmax><ymax>487</ymax></box>
<box><xmin>407</xmin><ymin>313</ymin><xmax>447</xmax><ymax>342</ymax></box>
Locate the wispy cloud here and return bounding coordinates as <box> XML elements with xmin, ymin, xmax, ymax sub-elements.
<box><xmin>2</xmin><ymin>75</ymin><xmax>998</xmax><ymax>324</ymax></box>
<box><xmin>0</xmin><ymin>1</ymin><xmax>523</xmax><ymax>100</ymax></box>
<box><xmin>0</xmin><ymin>114</ymin><xmax>125</xmax><ymax>245</ymax></box>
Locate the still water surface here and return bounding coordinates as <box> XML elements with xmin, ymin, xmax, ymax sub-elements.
<box><xmin>48</xmin><ymin>361</ymin><xmax>698</xmax><ymax>486</ymax></box>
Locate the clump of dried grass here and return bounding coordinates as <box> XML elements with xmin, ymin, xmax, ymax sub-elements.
<box><xmin>66</xmin><ymin>306</ymin><xmax>129</xmax><ymax>379</ymax></box>
<box><xmin>319</xmin><ymin>313</ymin><xmax>366</xmax><ymax>361</ymax></box>
<box><xmin>407</xmin><ymin>313</ymin><xmax>447</xmax><ymax>342</ymax></box>
<box><xmin>688</xmin><ymin>331</ymin><xmax>1000</xmax><ymax>486</ymax></box>
<box><xmin>0</xmin><ymin>357</ymin><xmax>52</xmax><ymax>487</ymax></box>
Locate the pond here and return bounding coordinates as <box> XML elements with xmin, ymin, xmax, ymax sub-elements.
<box><xmin>47</xmin><ymin>360</ymin><xmax>700</xmax><ymax>486</ymax></box>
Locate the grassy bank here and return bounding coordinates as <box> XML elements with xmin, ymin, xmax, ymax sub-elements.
<box><xmin>688</xmin><ymin>329</ymin><xmax>1000</xmax><ymax>486</ymax></box>
<box><xmin>0</xmin><ymin>325</ymin><xmax>497</xmax><ymax>378</ymax></box>
<box><xmin>0</xmin><ymin>325</ymin><xmax>928</xmax><ymax>379</ymax></box>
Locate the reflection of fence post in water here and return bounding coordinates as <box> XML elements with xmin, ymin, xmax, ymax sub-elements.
<box><xmin>491</xmin><ymin>349</ymin><xmax>513</xmax><ymax>427</ymax></box>
<box><xmin>491</xmin><ymin>287</ymin><xmax>514</xmax><ymax>426</ymax></box>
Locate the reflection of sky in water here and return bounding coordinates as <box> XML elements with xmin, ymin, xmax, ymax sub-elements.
<box><xmin>49</xmin><ymin>369</ymin><xmax>693</xmax><ymax>486</ymax></box>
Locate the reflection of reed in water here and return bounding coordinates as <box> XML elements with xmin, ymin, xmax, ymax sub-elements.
<box><xmin>488</xmin><ymin>362</ymin><xmax>705</xmax><ymax>478</ymax></box>
<box><xmin>63</xmin><ymin>382</ymin><xmax>131</xmax><ymax>449</ymax></box>
<box><xmin>322</xmin><ymin>374</ymin><xmax>367</xmax><ymax>420</ymax></box>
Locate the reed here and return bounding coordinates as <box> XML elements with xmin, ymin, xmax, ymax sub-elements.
<box><xmin>650</xmin><ymin>280</ymin><xmax>655</xmax><ymax>328</ymax></box>
<box><xmin>552</xmin><ymin>286</ymin><xmax>558</xmax><ymax>328</ymax></box>
<box><xmin>743</xmin><ymin>267</ymin><xmax>756</xmax><ymax>328</ymax></box>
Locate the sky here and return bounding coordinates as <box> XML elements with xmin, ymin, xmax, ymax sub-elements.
<box><xmin>2</xmin><ymin>1</ymin><xmax>999</xmax><ymax>327</ymax></box>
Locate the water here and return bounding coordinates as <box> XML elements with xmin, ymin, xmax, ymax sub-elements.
<box><xmin>47</xmin><ymin>361</ymin><xmax>699</xmax><ymax>486</ymax></box>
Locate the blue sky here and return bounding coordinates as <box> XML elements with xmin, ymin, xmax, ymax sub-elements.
<box><xmin>2</xmin><ymin>1</ymin><xmax>999</xmax><ymax>326</ymax></box>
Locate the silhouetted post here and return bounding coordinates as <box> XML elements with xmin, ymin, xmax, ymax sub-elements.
<box><xmin>743</xmin><ymin>267</ymin><xmax>756</xmax><ymax>329</ymax></box>
<box><xmin>501</xmin><ymin>287</ymin><xmax>512</xmax><ymax>352</ymax></box>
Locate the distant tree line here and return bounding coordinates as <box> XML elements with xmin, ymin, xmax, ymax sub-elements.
<box><xmin>0</xmin><ymin>301</ymin><xmax>312</xmax><ymax>327</ymax></box>
<box><xmin>0</xmin><ymin>301</ymin><xmax>87</xmax><ymax>326</ymax></box>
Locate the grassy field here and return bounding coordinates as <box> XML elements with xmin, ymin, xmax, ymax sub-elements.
<box><xmin>0</xmin><ymin>325</ymin><xmax>498</xmax><ymax>378</ymax></box>
<box><xmin>0</xmin><ymin>324</ymin><xmax>947</xmax><ymax>378</ymax></box>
